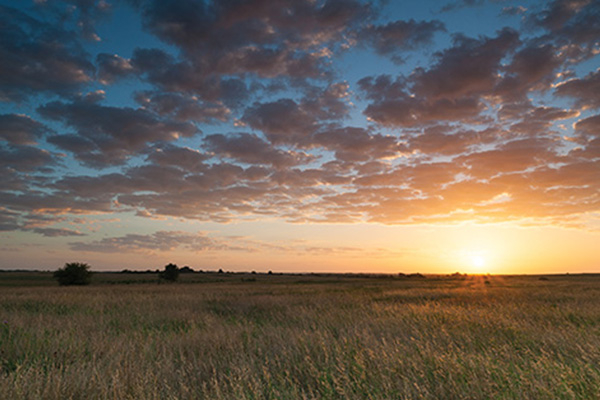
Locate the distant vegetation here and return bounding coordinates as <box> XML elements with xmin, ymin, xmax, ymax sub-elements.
<box><xmin>159</xmin><ymin>263</ymin><xmax>180</xmax><ymax>282</ymax></box>
<box><xmin>52</xmin><ymin>262</ymin><xmax>92</xmax><ymax>286</ymax></box>
<box><xmin>1</xmin><ymin>274</ymin><xmax>599</xmax><ymax>398</ymax></box>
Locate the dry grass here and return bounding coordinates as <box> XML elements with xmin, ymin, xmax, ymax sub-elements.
<box><xmin>1</xmin><ymin>274</ymin><xmax>600</xmax><ymax>399</ymax></box>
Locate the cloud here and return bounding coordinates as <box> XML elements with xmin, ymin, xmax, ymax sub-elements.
<box><xmin>133</xmin><ymin>0</ymin><xmax>369</xmax><ymax>79</ymax></box>
<box><xmin>529</xmin><ymin>0</ymin><xmax>600</xmax><ymax>47</ymax></box>
<box><xmin>405</xmin><ymin>126</ymin><xmax>483</xmax><ymax>156</ymax></box>
<box><xmin>457</xmin><ymin>137</ymin><xmax>562</xmax><ymax>179</ymax></box>
<box><xmin>242</xmin><ymin>98</ymin><xmax>318</xmax><ymax>144</ymax></box>
<box><xmin>0</xmin><ymin>144</ymin><xmax>56</xmax><ymax>172</ymax></box>
<box><xmin>361</xmin><ymin>19</ymin><xmax>446</xmax><ymax>62</ymax></box>
<box><xmin>0</xmin><ymin>5</ymin><xmax>94</xmax><ymax>101</ymax></box>
<box><xmin>69</xmin><ymin>230</ymin><xmax>245</xmax><ymax>253</ymax></box>
<box><xmin>411</xmin><ymin>28</ymin><xmax>520</xmax><ymax>99</ymax></box>
<box><xmin>575</xmin><ymin>114</ymin><xmax>600</xmax><ymax>134</ymax></box>
<box><xmin>134</xmin><ymin>91</ymin><xmax>230</xmax><ymax>123</ymax></box>
<box><xmin>495</xmin><ymin>43</ymin><xmax>564</xmax><ymax>101</ymax></box>
<box><xmin>0</xmin><ymin>208</ymin><xmax>21</xmax><ymax>232</ymax></box>
<box><xmin>241</xmin><ymin>82</ymin><xmax>351</xmax><ymax>145</ymax></box>
<box><xmin>99</xmin><ymin>49</ymin><xmax>253</xmax><ymax>108</ymax></box>
<box><xmin>39</xmin><ymin>99</ymin><xmax>199</xmax><ymax>167</ymax></box>
<box><xmin>359</xmin><ymin>29</ymin><xmax>520</xmax><ymax>127</ymax></box>
<box><xmin>96</xmin><ymin>53</ymin><xmax>135</xmax><ymax>84</ymax></box>
<box><xmin>32</xmin><ymin>227</ymin><xmax>86</xmax><ymax>237</ymax></box>
<box><xmin>0</xmin><ymin>114</ymin><xmax>50</xmax><ymax>145</ymax></box>
<box><xmin>205</xmin><ymin>132</ymin><xmax>314</xmax><ymax>168</ymax></box>
<box><xmin>313</xmin><ymin>127</ymin><xmax>404</xmax><ymax>162</ymax></box>
<box><xmin>33</xmin><ymin>0</ymin><xmax>113</xmax><ymax>42</ymax></box>
<box><xmin>145</xmin><ymin>145</ymin><xmax>209</xmax><ymax>173</ymax></box>
<box><xmin>1</xmin><ymin>0</ymin><xmax>599</xmax><ymax>235</ymax></box>
<box><xmin>555</xmin><ymin>68</ymin><xmax>600</xmax><ymax>109</ymax></box>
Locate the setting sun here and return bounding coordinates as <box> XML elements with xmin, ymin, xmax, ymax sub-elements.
<box><xmin>470</xmin><ymin>254</ymin><xmax>486</xmax><ymax>270</ymax></box>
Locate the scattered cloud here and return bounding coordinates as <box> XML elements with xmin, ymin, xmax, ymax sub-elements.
<box><xmin>0</xmin><ymin>5</ymin><xmax>94</xmax><ymax>101</ymax></box>
<box><xmin>1</xmin><ymin>0</ymin><xmax>599</xmax><ymax>259</ymax></box>
<box><xmin>69</xmin><ymin>230</ymin><xmax>245</xmax><ymax>253</ymax></box>
<box><xmin>32</xmin><ymin>227</ymin><xmax>86</xmax><ymax>237</ymax></box>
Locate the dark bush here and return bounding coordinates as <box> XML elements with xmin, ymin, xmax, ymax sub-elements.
<box><xmin>53</xmin><ymin>262</ymin><xmax>92</xmax><ymax>286</ymax></box>
<box><xmin>159</xmin><ymin>263</ymin><xmax>180</xmax><ymax>282</ymax></box>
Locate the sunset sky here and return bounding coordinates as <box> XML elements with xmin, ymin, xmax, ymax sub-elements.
<box><xmin>1</xmin><ymin>0</ymin><xmax>599</xmax><ymax>274</ymax></box>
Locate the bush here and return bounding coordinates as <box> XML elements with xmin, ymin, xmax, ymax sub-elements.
<box><xmin>53</xmin><ymin>262</ymin><xmax>92</xmax><ymax>286</ymax></box>
<box><xmin>159</xmin><ymin>263</ymin><xmax>180</xmax><ymax>282</ymax></box>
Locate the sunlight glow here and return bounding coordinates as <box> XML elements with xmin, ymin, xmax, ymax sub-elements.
<box><xmin>470</xmin><ymin>254</ymin><xmax>486</xmax><ymax>269</ymax></box>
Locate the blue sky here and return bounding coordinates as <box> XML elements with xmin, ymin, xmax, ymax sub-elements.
<box><xmin>1</xmin><ymin>0</ymin><xmax>599</xmax><ymax>273</ymax></box>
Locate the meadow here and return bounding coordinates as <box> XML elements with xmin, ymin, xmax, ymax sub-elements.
<box><xmin>1</xmin><ymin>271</ymin><xmax>600</xmax><ymax>399</ymax></box>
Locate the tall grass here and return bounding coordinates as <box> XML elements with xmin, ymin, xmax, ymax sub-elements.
<box><xmin>1</xmin><ymin>275</ymin><xmax>600</xmax><ymax>399</ymax></box>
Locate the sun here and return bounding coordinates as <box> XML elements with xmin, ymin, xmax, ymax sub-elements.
<box><xmin>460</xmin><ymin>249</ymin><xmax>490</xmax><ymax>273</ymax></box>
<box><xmin>470</xmin><ymin>254</ymin><xmax>486</xmax><ymax>270</ymax></box>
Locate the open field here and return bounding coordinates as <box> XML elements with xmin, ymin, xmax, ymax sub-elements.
<box><xmin>1</xmin><ymin>273</ymin><xmax>600</xmax><ymax>399</ymax></box>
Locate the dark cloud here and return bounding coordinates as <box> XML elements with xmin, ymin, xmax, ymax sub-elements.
<box><xmin>242</xmin><ymin>82</ymin><xmax>351</xmax><ymax>145</ymax></box>
<box><xmin>530</xmin><ymin>0</ymin><xmax>600</xmax><ymax>46</ymax></box>
<box><xmin>405</xmin><ymin>127</ymin><xmax>483</xmax><ymax>156</ymax></box>
<box><xmin>313</xmin><ymin>127</ymin><xmax>404</xmax><ymax>162</ymax></box>
<box><xmin>495</xmin><ymin>43</ymin><xmax>564</xmax><ymax>101</ymax></box>
<box><xmin>555</xmin><ymin>69</ymin><xmax>600</xmax><ymax>109</ymax></box>
<box><xmin>205</xmin><ymin>133</ymin><xmax>314</xmax><ymax>168</ymax></box>
<box><xmin>242</xmin><ymin>99</ymin><xmax>318</xmax><ymax>145</ymax></box>
<box><xmin>0</xmin><ymin>144</ymin><xmax>56</xmax><ymax>172</ymax></box>
<box><xmin>0</xmin><ymin>114</ymin><xmax>50</xmax><ymax>145</ymax></box>
<box><xmin>145</xmin><ymin>145</ymin><xmax>209</xmax><ymax>173</ymax></box>
<box><xmin>359</xmin><ymin>29</ymin><xmax>520</xmax><ymax>127</ymax></box>
<box><xmin>96</xmin><ymin>53</ymin><xmax>135</xmax><ymax>84</ymax></box>
<box><xmin>39</xmin><ymin>99</ymin><xmax>199</xmax><ymax>167</ymax></box>
<box><xmin>363</xmin><ymin>93</ymin><xmax>484</xmax><ymax>127</ymax></box>
<box><xmin>574</xmin><ymin>114</ymin><xmax>600</xmax><ymax>137</ymax></box>
<box><xmin>133</xmin><ymin>0</ymin><xmax>370</xmax><ymax>79</ymax></box>
<box><xmin>69</xmin><ymin>230</ymin><xmax>235</xmax><ymax>253</ymax></box>
<box><xmin>0</xmin><ymin>5</ymin><xmax>94</xmax><ymax>101</ymax></box>
<box><xmin>134</xmin><ymin>91</ymin><xmax>230</xmax><ymax>123</ymax></box>
<box><xmin>0</xmin><ymin>208</ymin><xmax>21</xmax><ymax>232</ymax></box>
<box><xmin>412</xmin><ymin>28</ymin><xmax>520</xmax><ymax>99</ymax></box>
<box><xmin>33</xmin><ymin>0</ymin><xmax>113</xmax><ymax>41</ymax></box>
<box><xmin>32</xmin><ymin>227</ymin><xmax>86</xmax><ymax>237</ymax></box>
<box><xmin>99</xmin><ymin>49</ymin><xmax>252</xmax><ymax>108</ymax></box>
<box><xmin>499</xmin><ymin>105</ymin><xmax>579</xmax><ymax>136</ymax></box>
<box><xmin>94</xmin><ymin>0</ymin><xmax>373</xmax><ymax>101</ymax></box>
<box><xmin>361</xmin><ymin>19</ymin><xmax>446</xmax><ymax>62</ymax></box>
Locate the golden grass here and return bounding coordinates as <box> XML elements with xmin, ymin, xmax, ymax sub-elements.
<box><xmin>1</xmin><ymin>274</ymin><xmax>600</xmax><ymax>399</ymax></box>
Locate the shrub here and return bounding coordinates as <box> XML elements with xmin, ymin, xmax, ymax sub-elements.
<box><xmin>159</xmin><ymin>263</ymin><xmax>180</xmax><ymax>282</ymax></box>
<box><xmin>53</xmin><ymin>262</ymin><xmax>92</xmax><ymax>286</ymax></box>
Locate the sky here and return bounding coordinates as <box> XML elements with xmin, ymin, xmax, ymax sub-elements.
<box><xmin>0</xmin><ymin>0</ymin><xmax>599</xmax><ymax>274</ymax></box>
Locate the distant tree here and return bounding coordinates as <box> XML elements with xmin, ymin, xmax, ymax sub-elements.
<box><xmin>53</xmin><ymin>262</ymin><xmax>92</xmax><ymax>286</ymax></box>
<box><xmin>159</xmin><ymin>263</ymin><xmax>180</xmax><ymax>282</ymax></box>
<box><xmin>179</xmin><ymin>266</ymin><xmax>194</xmax><ymax>273</ymax></box>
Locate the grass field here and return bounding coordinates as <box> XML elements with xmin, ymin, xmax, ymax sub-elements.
<box><xmin>1</xmin><ymin>272</ymin><xmax>600</xmax><ymax>399</ymax></box>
